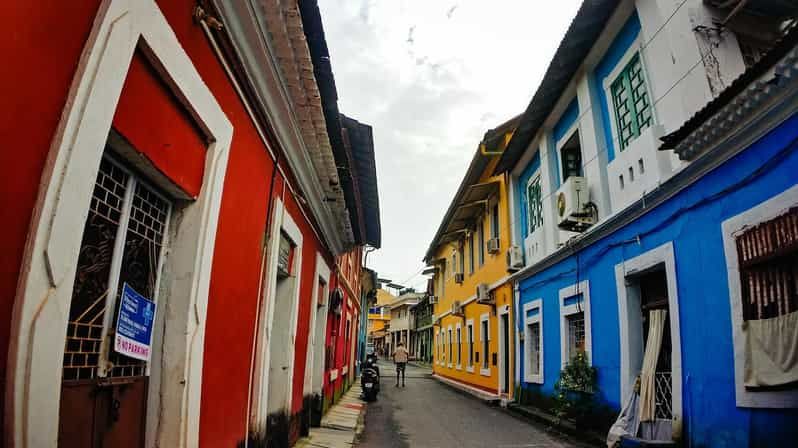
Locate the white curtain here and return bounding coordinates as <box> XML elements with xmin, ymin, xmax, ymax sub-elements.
<box><xmin>638</xmin><ymin>309</ymin><xmax>666</xmax><ymax>423</ymax></box>
<box><xmin>744</xmin><ymin>310</ymin><xmax>798</xmax><ymax>387</ymax></box>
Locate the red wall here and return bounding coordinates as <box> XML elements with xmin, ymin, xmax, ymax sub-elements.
<box><xmin>1</xmin><ymin>2</ymin><xmax>348</xmax><ymax>447</ymax></box>
<box><xmin>0</xmin><ymin>2</ymin><xmax>102</xmax><ymax>441</ymax></box>
<box><xmin>112</xmin><ymin>51</ymin><xmax>207</xmax><ymax>198</ymax></box>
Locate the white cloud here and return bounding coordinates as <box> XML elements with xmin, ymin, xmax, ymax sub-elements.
<box><xmin>318</xmin><ymin>0</ymin><xmax>582</xmax><ymax>290</ymax></box>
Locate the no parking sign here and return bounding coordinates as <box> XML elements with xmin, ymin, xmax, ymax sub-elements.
<box><xmin>114</xmin><ymin>283</ymin><xmax>157</xmax><ymax>361</ymax></box>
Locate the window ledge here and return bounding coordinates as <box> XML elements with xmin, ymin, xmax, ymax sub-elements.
<box><xmin>456</xmin><ymin>364</ymin><xmax>462</xmax><ymax>371</ymax></box>
<box><xmin>480</xmin><ymin>368</ymin><xmax>491</xmax><ymax>377</ymax></box>
<box><xmin>466</xmin><ymin>366</ymin><xmax>475</xmax><ymax>373</ymax></box>
<box><xmin>524</xmin><ymin>375</ymin><xmax>544</xmax><ymax>385</ymax></box>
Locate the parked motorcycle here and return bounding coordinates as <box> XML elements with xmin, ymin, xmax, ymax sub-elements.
<box><xmin>361</xmin><ymin>354</ymin><xmax>380</xmax><ymax>401</ymax></box>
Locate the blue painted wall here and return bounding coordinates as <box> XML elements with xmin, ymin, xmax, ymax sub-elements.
<box><xmin>515</xmin><ymin>112</ymin><xmax>798</xmax><ymax>446</ymax></box>
<box><xmin>517</xmin><ymin>150</ymin><xmax>541</xmax><ymax>241</ymax></box>
<box><xmin>592</xmin><ymin>11</ymin><xmax>641</xmax><ymax>163</ymax></box>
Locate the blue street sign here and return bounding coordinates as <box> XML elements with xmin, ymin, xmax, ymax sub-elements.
<box><xmin>114</xmin><ymin>283</ymin><xmax>157</xmax><ymax>361</ymax></box>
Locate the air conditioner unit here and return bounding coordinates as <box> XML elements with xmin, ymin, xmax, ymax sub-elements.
<box><xmin>454</xmin><ymin>273</ymin><xmax>464</xmax><ymax>284</ymax></box>
<box><xmin>555</xmin><ymin>176</ymin><xmax>596</xmax><ymax>232</ymax></box>
<box><xmin>506</xmin><ymin>245</ymin><xmax>524</xmax><ymax>271</ymax></box>
<box><xmin>476</xmin><ymin>283</ymin><xmax>492</xmax><ymax>304</ymax></box>
<box><xmin>429</xmin><ymin>295</ymin><xmax>438</xmax><ymax>304</ymax></box>
<box><xmin>451</xmin><ymin>300</ymin><xmax>463</xmax><ymax>315</ymax></box>
<box><xmin>487</xmin><ymin>237</ymin><xmax>501</xmax><ymax>254</ymax></box>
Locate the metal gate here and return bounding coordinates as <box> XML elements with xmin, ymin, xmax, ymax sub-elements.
<box><xmin>59</xmin><ymin>154</ymin><xmax>171</xmax><ymax>447</ymax></box>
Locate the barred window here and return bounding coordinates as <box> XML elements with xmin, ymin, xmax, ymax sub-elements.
<box><xmin>526</xmin><ymin>174</ymin><xmax>543</xmax><ymax>234</ymax></box>
<box><xmin>611</xmin><ymin>53</ymin><xmax>652</xmax><ymax>150</ymax></box>
<box><xmin>566</xmin><ymin>312</ymin><xmax>586</xmax><ymax>363</ymax></box>
<box><xmin>735</xmin><ymin>207</ymin><xmax>798</xmax><ymax>321</ymax></box>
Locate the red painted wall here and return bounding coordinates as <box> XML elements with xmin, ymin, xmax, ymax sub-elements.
<box><xmin>0</xmin><ymin>2</ymin><xmax>102</xmax><ymax>441</ymax></box>
<box><xmin>1</xmin><ymin>2</ymin><xmax>348</xmax><ymax>447</ymax></box>
<box><xmin>112</xmin><ymin>51</ymin><xmax>207</xmax><ymax>198</ymax></box>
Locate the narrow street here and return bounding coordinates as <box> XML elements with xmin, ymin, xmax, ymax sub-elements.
<box><xmin>356</xmin><ymin>360</ymin><xmax>590</xmax><ymax>448</ymax></box>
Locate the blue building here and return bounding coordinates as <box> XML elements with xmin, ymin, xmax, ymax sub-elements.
<box><xmin>497</xmin><ymin>1</ymin><xmax>798</xmax><ymax>446</ymax></box>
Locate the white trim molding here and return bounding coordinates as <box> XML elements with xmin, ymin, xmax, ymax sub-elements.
<box><xmin>447</xmin><ymin>325</ymin><xmax>454</xmax><ymax>369</ymax></box>
<box><xmin>722</xmin><ymin>185</ymin><xmax>798</xmax><ymax>408</ymax></box>
<box><xmin>4</xmin><ymin>1</ymin><xmax>232</xmax><ymax>447</ymax></box>
<box><xmin>480</xmin><ymin>313</ymin><xmax>491</xmax><ymax>377</ymax></box>
<box><xmin>523</xmin><ymin>299</ymin><xmax>544</xmax><ymax>384</ymax></box>
<box><xmin>615</xmin><ymin>242</ymin><xmax>683</xmax><ymax>424</ymax></box>
<box><xmin>466</xmin><ymin>318</ymin><xmax>475</xmax><ymax>373</ymax></box>
<box><xmin>306</xmin><ymin>253</ymin><xmax>331</xmax><ymax>399</ymax></box>
<box><xmin>559</xmin><ymin>280</ymin><xmax>592</xmax><ymax>369</ymax></box>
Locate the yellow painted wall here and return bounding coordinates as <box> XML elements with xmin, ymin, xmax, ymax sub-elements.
<box><xmin>429</xmin><ymin>132</ymin><xmax>516</xmax><ymax>395</ymax></box>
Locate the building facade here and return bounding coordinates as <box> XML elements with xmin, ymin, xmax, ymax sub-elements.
<box><xmin>367</xmin><ymin>289</ymin><xmax>395</xmax><ymax>355</ymax></box>
<box><xmin>0</xmin><ymin>1</ymin><xmax>380</xmax><ymax>447</ymax></box>
<box><xmin>500</xmin><ymin>0</ymin><xmax>798</xmax><ymax>445</ymax></box>
<box><xmin>387</xmin><ymin>292</ymin><xmax>422</xmax><ymax>356</ymax></box>
<box><xmin>425</xmin><ymin>117</ymin><xmax>519</xmax><ymax>400</ymax></box>
<box><xmin>409</xmin><ymin>295</ymin><xmax>435</xmax><ymax>363</ymax></box>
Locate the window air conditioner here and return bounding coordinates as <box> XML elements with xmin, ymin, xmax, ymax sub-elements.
<box><xmin>454</xmin><ymin>273</ymin><xmax>464</xmax><ymax>284</ymax></box>
<box><xmin>476</xmin><ymin>283</ymin><xmax>492</xmax><ymax>304</ymax></box>
<box><xmin>506</xmin><ymin>245</ymin><xmax>524</xmax><ymax>271</ymax></box>
<box><xmin>555</xmin><ymin>176</ymin><xmax>596</xmax><ymax>232</ymax></box>
<box><xmin>487</xmin><ymin>237</ymin><xmax>501</xmax><ymax>254</ymax></box>
<box><xmin>451</xmin><ymin>300</ymin><xmax>463</xmax><ymax>315</ymax></box>
<box><xmin>429</xmin><ymin>295</ymin><xmax>438</xmax><ymax>304</ymax></box>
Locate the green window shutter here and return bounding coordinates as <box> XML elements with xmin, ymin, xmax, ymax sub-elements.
<box><xmin>610</xmin><ymin>53</ymin><xmax>652</xmax><ymax>150</ymax></box>
<box><xmin>526</xmin><ymin>175</ymin><xmax>543</xmax><ymax>234</ymax></box>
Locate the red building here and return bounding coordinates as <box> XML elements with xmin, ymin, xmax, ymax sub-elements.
<box><xmin>0</xmin><ymin>1</ymin><xmax>380</xmax><ymax>447</ymax></box>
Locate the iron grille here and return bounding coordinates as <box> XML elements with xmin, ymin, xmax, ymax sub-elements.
<box><xmin>567</xmin><ymin>312</ymin><xmax>585</xmax><ymax>362</ymax></box>
<box><xmin>63</xmin><ymin>158</ymin><xmax>128</xmax><ymax>381</ymax></box>
<box><xmin>63</xmin><ymin>156</ymin><xmax>171</xmax><ymax>381</ymax></box>
<box><xmin>654</xmin><ymin>371</ymin><xmax>673</xmax><ymax>419</ymax></box>
<box><xmin>527</xmin><ymin>175</ymin><xmax>543</xmax><ymax>234</ymax></box>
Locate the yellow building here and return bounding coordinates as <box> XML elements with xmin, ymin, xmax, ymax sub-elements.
<box><xmin>424</xmin><ymin>116</ymin><xmax>519</xmax><ymax>400</ymax></box>
<box><xmin>367</xmin><ymin>288</ymin><xmax>395</xmax><ymax>354</ymax></box>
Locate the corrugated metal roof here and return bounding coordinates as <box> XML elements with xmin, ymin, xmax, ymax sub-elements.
<box><xmin>494</xmin><ymin>0</ymin><xmax>621</xmax><ymax>175</ymax></box>
<box><xmin>342</xmin><ymin>114</ymin><xmax>382</xmax><ymax>247</ymax></box>
<box><xmin>660</xmin><ymin>24</ymin><xmax>798</xmax><ymax>155</ymax></box>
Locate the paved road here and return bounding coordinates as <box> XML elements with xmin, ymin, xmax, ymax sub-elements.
<box><xmin>355</xmin><ymin>360</ymin><xmax>591</xmax><ymax>448</ymax></box>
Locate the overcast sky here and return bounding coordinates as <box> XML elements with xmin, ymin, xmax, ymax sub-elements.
<box><xmin>318</xmin><ymin>0</ymin><xmax>582</xmax><ymax>291</ymax></box>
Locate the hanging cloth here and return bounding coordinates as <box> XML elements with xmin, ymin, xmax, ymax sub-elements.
<box><xmin>744</xmin><ymin>310</ymin><xmax>798</xmax><ymax>387</ymax></box>
<box><xmin>638</xmin><ymin>309</ymin><xmax>666</xmax><ymax>423</ymax></box>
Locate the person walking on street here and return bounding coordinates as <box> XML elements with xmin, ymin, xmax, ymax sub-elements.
<box><xmin>392</xmin><ymin>342</ymin><xmax>409</xmax><ymax>387</ymax></box>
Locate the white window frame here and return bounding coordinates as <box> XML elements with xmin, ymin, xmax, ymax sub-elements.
<box><xmin>722</xmin><ymin>184</ymin><xmax>798</xmax><ymax>408</ymax></box>
<box><xmin>466</xmin><ymin>318</ymin><xmax>475</xmax><ymax>373</ymax></box>
<box><xmin>523</xmin><ymin>299</ymin><xmax>544</xmax><ymax>384</ymax></box>
<box><xmin>456</xmin><ymin>322</ymin><xmax>463</xmax><ymax>370</ymax></box>
<box><xmin>447</xmin><ymin>325</ymin><xmax>454</xmax><ymax>368</ymax></box>
<box><xmin>614</xmin><ymin>242</ymin><xmax>683</xmax><ymax>421</ymax></box>
<box><xmin>559</xmin><ymin>280</ymin><xmax>592</xmax><ymax>369</ymax></box>
<box><xmin>480</xmin><ymin>313</ymin><xmax>491</xmax><ymax>376</ymax></box>
<box><xmin>4</xmin><ymin>2</ymin><xmax>233</xmax><ymax>446</ymax></box>
<box><xmin>601</xmin><ymin>36</ymin><xmax>657</xmax><ymax>153</ymax></box>
<box><xmin>554</xmin><ymin>114</ymin><xmax>581</xmax><ymax>184</ymax></box>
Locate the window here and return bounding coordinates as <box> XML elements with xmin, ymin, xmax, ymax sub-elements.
<box><xmin>491</xmin><ymin>204</ymin><xmax>500</xmax><ymax>239</ymax></box>
<box><xmin>559</xmin><ymin>281</ymin><xmax>592</xmax><ymax>369</ymax></box>
<box><xmin>467</xmin><ymin>321</ymin><xmax>474</xmax><ymax>368</ymax></box>
<box><xmin>610</xmin><ymin>53</ymin><xmax>652</xmax><ymax>150</ymax></box>
<box><xmin>456</xmin><ymin>325</ymin><xmax>462</xmax><ymax>368</ymax></box>
<box><xmin>448</xmin><ymin>328</ymin><xmax>453</xmax><ymax>367</ymax></box>
<box><xmin>523</xmin><ymin>300</ymin><xmax>543</xmax><ymax>383</ymax></box>
<box><xmin>478</xmin><ymin>220</ymin><xmax>485</xmax><ymax>266</ymax></box>
<box><xmin>480</xmin><ymin>315</ymin><xmax>490</xmax><ymax>375</ymax></box>
<box><xmin>63</xmin><ymin>156</ymin><xmax>172</xmax><ymax>381</ymax></box>
<box><xmin>560</xmin><ymin>131</ymin><xmax>583</xmax><ymax>182</ymax></box>
<box><xmin>566</xmin><ymin>312</ymin><xmax>585</xmax><ymax>362</ymax></box>
<box><xmin>468</xmin><ymin>232</ymin><xmax>475</xmax><ymax>275</ymax></box>
<box><xmin>458</xmin><ymin>244</ymin><xmax>465</xmax><ymax>275</ymax></box>
<box><xmin>526</xmin><ymin>174</ymin><xmax>543</xmax><ymax>234</ymax></box>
